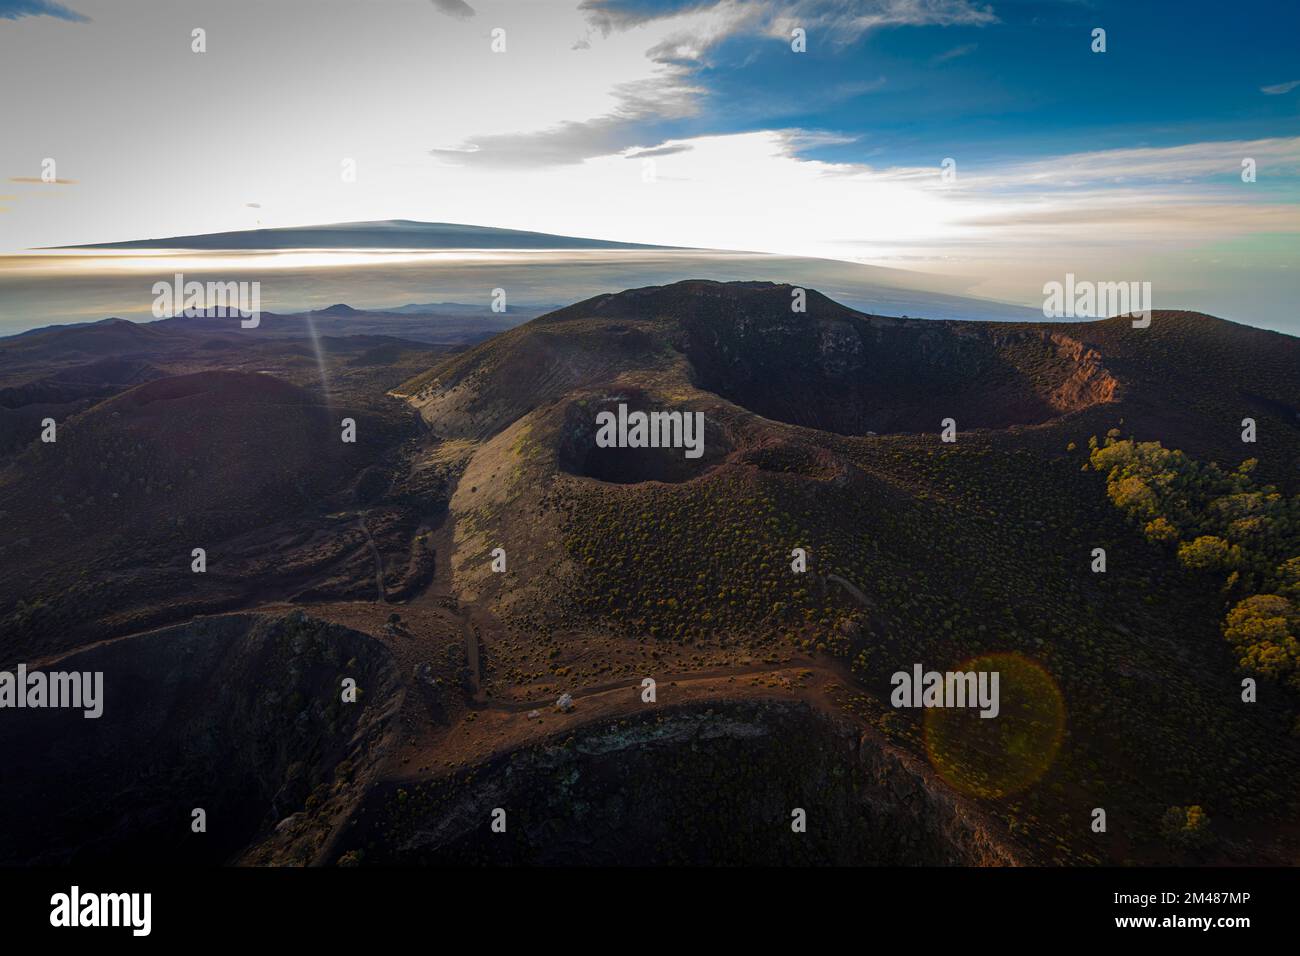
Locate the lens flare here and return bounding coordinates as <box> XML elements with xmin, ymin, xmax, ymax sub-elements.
<box><xmin>923</xmin><ymin>652</ymin><xmax>1066</xmax><ymax>799</ymax></box>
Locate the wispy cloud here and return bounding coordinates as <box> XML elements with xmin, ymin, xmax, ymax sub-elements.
<box><xmin>1261</xmin><ymin>79</ymin><xmax>1300</xmax><ymax>95</ymax></box>
<box><xmin>0</xmin><ymin>0</ymin><xmax>88</xmax><ymax>22</ymax></box>
<box><xmin>432</xmin><ymin>109</ymin><xmax>686</xmax><ymax>168</ymax></box>
<box><xmin>432</xmin><ymin>50</ymin><xmax>705</xmax><ymax>167</ymax></box>
<box><xmin>626</xmin><ymin>143</ymin><xmax>693</xmax><ymax>158</ymax></box>
<box><xmin>9</xmin><ymin>176</ymin><xmax>78</xmax><ymax>184</ymax></box>
<box><xmin>956</xmin><ymin>138</ymin><xmax>1300</xmax><ymax>189</ymax></box>
<box><xmin>955</xmin><ymin>199</ymin><xmax>1300</xmax><ymax>236</ymax></box>
<box><xmin>760</xmin><ymin>0</ymin><xmax>996</xmax><ymax>45</ymax></box>
<box><xmin>931</xmin><ymin>42</ymin><xmax>977</xmax><ymax>64</ymax></box>
<box><xmin>581</xmin><ymin>0</ymin><xmax>996</xmax><ymax>43</ymax></box>
<box><xmin>429</xmin><ymin>0</ymin><xmax>475</xmax><ymax>20</ymax></box>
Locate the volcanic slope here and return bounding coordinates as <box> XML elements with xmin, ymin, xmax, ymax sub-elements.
<box><xmin>0</xmin><ymin>369</ymin><xmax>414</xmax><ymax>660</ymax></box>
<box><xmin>394</xmin><ymin>279</ymin><xmax>1300</xmax><ymax>865</ymax></box>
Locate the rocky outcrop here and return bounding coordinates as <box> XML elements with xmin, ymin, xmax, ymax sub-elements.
<box><xmin>1046</xmin><ymin>332</ymin><xmax>1120</xmax><ymax>412</ymax></box>
<box><xmin>342</xmin><ymin>700</ymin><xmax>1021</xmax><ymax>866</ymax></box>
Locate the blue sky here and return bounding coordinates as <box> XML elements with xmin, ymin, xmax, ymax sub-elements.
<box><xmin>691</xmin><ymin>0</ymin><xmax>1300</xmax><ymax>169</ymax></box>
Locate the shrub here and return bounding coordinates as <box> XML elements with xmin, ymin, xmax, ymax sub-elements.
<box><xmin>1159</xmin><ymin>805</ymin><xmax>1212</xmax><ymax>849</ymax></box>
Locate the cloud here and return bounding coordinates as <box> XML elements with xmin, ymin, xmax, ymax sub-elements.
<box><xmin>432</xmin><ymin>112</ymin><xmax>678</xmax><ymax>168</ymax></box>
<box><xmin>581</xmin><ymin>0</ymin><xmax>997</xmax><ymax>44</ymax></box>
<box><xmin>568</xmin><ymin>128</ymin><xmax>1300</xmax><ymax>262</ymax></box>
<box><xmin>1261</xmin><ymin>79</ymin><xmax>1300</xmax><ymax>95</ymax></box>
<box><xmin>955</xmin><ymin>200</ymin><xmax>1300</xmax><ymax>235</ymax></box>
<box><xmin>931</xmin><ymin>42</ymin><xmax>977</xmax><ymax>64</ymax></box>
<box><xmin>625</xmin><ymin>143</ymin><xmax>693</xmax><ymax>158</ymax></box>
<box><xmin>429</xmin><ymin>0</ymin><xmax>475</xmax><ymax>20</ymax></box>
<box><xmin>0</xmin><ymin>0</ymin><xmax>88</xmax><ymax>22</ymax></box>
<box><xmin>762</xmin><ymin>0</ymin><xmax>996</xmax><ymax>45</ymax></box>
<box><xmin>580</xmin><ymin>0</ymin><xmax>721</xmax><ymax>36</ymax></box>
<box><xmin>435</xmin><ymin>0</ymin><xmax>993</xmax><ymax>169</ymax></box>
<box><xmin>431</xmin><ymin>60</ymin><xmax>704</xmax><ymax>168</ymax></box>
<box><xmin>952</xmin><ymin>137</ymin><xmax>1300</xmax><ymax>190</ymax></box>
<box><xmin>430</xmin><ymin>2</ymin><xmax>734</xmax><ymax>170</ymax></box>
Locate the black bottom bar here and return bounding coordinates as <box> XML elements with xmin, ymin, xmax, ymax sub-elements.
<box><xmin>2</xmin><ymin>865</ymin><xmax>1291</xmax><ymax>943</ymax></box>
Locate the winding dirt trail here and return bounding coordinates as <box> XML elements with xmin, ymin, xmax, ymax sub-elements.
<box><xmin>355</xmin><ymin>515</ymin><xmax>386</xmax><ymax>603</ymax></box>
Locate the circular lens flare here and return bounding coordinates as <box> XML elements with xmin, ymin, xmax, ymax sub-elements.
<box><xmin>923</xmin><ymin>652</ymin><xmax>1066</xmax><ymax>799</ymax></box>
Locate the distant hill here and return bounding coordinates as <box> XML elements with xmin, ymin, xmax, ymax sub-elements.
<box><xmin>56</xmin><ymin>219</ymin><xmax>681</xmax><ymax>251</ymax></box>
<box><xmin>10</xmin><ymin>221</ymin><xmax>1051</xmax><ymax>334</ymax></box>
<box><xmin>384</xmin><ymin>301</ymin><xmax>563</xmax><ymax>316</ymax></box>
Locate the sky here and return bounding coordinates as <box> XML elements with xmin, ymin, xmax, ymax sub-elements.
<box><xmin>1</xmin><ymin>0</ymin><xmax>1298</xmax><ymax>327</ymax></box>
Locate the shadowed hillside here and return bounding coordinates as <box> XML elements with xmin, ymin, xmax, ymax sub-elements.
<box><xmin>0</xmin><ymin>370</ymin><xmax>409</xmax><ymax>659</ymax></box>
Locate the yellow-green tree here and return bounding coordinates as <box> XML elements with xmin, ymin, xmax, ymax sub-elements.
<box><xmin>1223</xmin><ymin>594</ymin><xmax>1300</xmax><ymax>689</ymax></box>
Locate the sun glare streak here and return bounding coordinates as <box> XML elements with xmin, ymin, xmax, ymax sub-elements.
<box><xmin>302</xmin><ymin>311</ymin><xmax>332</xmax><ymax>410</ymax></box>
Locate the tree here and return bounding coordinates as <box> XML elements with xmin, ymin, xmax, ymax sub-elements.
<box><xmin>1276</xmin><ymin>557</ymin><xmax>1300</xmax><ymax>600</ymax></box>
<box><xmin>1177</xmin><ymin>535</ymin><xmax>1240</xmax><ymax>573</ymax></box>
<box><xmin>1223</xmin><ymin>594</ymin><xmax>1300</xmax><ymax>687</ymax></box>
<box><xmin>1110</xmin><ymin>475</ymin><xmax>1159</xmax><ymax>518</ymax></box>
<box><xmin>1143</xmin><ymin>516</ymin><xmax>1179</xmax><ymax>545</ymax></box>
